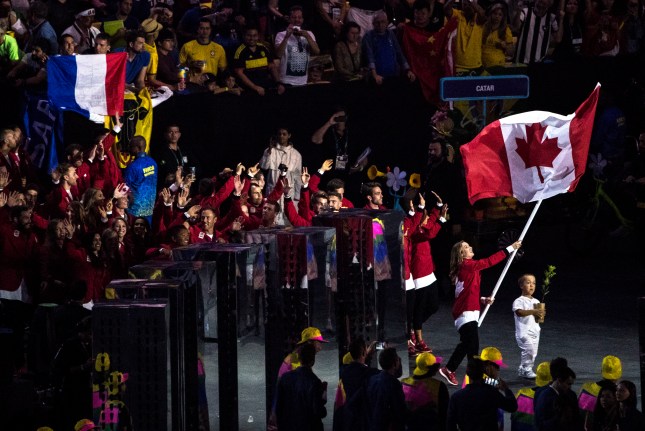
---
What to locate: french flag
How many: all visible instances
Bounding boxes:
[48,53,126,123]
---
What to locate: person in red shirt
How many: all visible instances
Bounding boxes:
[0,204,39,298]
[185,206,220,243]
[403,190,448,356]
[146,224,190,260]
[283,169,329,227]
[49,163,79,219]
[439,239,522,386]
[363,181,386,210]
[0,129,21,190]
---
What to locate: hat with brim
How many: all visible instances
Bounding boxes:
[413,352,442,376]
[601,355,622,381]
[297,327,328,345]
[75,8,95,19]
[535,361,552,387]
[141,18,163,37]
[476,346,508,368]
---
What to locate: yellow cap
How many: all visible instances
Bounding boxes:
[601,355,622,381]
[413,353,440,376]
[477,346,507,368]
[535,361,552,387]
[297,327,328,345]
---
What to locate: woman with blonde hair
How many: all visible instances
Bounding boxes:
[482,2,514,70]
[438,239,522,386]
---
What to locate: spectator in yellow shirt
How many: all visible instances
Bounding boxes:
[445,0,486,75]
[482,2,514,70]
[179,18,227,76]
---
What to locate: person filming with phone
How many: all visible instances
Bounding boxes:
[275,6,321,88]
[311,106,367,203]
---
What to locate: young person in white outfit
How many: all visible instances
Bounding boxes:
[512,274,545,379]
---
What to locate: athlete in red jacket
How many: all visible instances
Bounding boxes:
[439,239,522,386]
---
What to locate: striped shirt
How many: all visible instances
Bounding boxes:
[514,7,558,64]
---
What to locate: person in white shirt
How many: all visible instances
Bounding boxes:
[274,6,320,87]
[512,274,545,379]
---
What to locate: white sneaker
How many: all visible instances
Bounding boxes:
[518,368,537,379]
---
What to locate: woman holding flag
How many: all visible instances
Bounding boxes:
[438,239,522,386]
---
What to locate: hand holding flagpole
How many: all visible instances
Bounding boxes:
[478,199,542,327]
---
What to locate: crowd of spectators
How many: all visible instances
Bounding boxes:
[0,0,644,429]
[1,0,645,95]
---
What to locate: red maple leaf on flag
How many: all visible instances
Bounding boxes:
[515,123,561,183]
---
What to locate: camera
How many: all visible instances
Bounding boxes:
[334,115,347,123]
[278,163,288,173]
[292,26,301,32]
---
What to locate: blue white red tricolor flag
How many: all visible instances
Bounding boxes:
[47,53,126,123]
[460,84,600,204]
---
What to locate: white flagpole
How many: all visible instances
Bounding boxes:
[478,199,543,327]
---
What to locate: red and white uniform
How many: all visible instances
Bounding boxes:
[408,206,444,289]
[452,247,513,329]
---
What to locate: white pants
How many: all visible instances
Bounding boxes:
[516,333,539,370]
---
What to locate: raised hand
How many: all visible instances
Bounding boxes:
[236,163,246,176]
[113,183,128,199]
[175,166,184,187]
[320,159,334,172]
[0,170,11,189]
[0,193,7,208]
[7,191,20,207]
[231,216,244,231]
[63,218,75,237]
[301,167,310,185]
[187,205,201,218]
[440,203,449,219]
[161,188,173,205]
[234,174,245,195]
[282,178,293,197]
[248,163,260,177]
[177,187,191,208]
[419,192,426,208]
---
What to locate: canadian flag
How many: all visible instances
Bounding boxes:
[460,84,600,204]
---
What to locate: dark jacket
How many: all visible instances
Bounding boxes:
[447,381,518,431]
[534,386,582,431]
[366,371,406,431]
[276,366,327,431]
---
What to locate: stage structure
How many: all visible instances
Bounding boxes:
[244,226,337,422]
[93,276,203,431]
[314,209,406,374]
